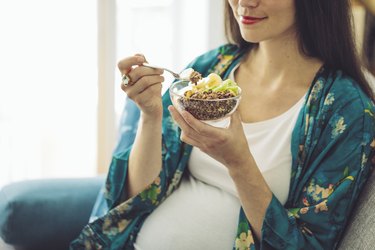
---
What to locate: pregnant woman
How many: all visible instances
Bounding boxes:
[71,0,375,249]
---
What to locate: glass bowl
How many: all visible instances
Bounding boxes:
[169,80,242,125]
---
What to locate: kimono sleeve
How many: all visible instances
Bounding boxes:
[260,81,375,249]
[69,94,190,249]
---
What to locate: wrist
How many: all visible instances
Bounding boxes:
[228,157,273,197]
[228,156,255,179]
[140,112,163,124]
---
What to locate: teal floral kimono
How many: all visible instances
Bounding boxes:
[70,44,375,250]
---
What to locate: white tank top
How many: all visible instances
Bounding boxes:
[134,67,305,250]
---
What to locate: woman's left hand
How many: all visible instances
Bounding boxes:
[168,105,252,171]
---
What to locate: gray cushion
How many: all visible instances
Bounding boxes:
[0,177,105,250]
[338,171,375,249]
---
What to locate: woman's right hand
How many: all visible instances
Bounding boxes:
[118,54,165,119]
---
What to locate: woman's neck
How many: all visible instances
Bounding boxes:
[241,34,323,89]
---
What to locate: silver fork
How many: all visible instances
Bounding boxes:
[142,63,183,80]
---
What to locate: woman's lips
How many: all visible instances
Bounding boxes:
[240,16,267,25]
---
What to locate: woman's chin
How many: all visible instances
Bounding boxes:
[239,32,263,43]
[242,37,261,44]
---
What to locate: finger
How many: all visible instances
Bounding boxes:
[128,65,164,84]
[168,105,191,130]
[132,83,162,106]
[180,131,201,147]
[117,55,146,74]
[125,75,164,97]
[179,110,219,136]
[168,106,202,141]
[134,53,148,63]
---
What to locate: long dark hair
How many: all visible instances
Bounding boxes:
[224,0,374,101]
[363,12,375,74]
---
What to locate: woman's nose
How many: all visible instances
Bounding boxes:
[239,0,260,8]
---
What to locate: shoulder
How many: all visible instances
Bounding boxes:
[317,68,374,115]
[186,43,243,75]
[328,70,368,99]
[313,68,375,139]
[191,43,241,64]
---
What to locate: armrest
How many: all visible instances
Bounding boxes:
[0,176,105,250]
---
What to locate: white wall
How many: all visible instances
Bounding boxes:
[0,0,98,187]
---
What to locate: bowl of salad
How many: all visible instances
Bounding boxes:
[169,72,242,123]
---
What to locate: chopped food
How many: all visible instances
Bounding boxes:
[175,72,241,120]
[180,68,202,84]
[185,73,240,97]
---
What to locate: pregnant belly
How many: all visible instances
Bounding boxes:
[134,174,241,250]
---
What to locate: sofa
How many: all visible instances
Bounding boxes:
[0,99,141,250]
[1,96,375,250]
[0,176,105,250]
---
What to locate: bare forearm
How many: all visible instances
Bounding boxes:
[127,114,163,198]
[229,156,273,240]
